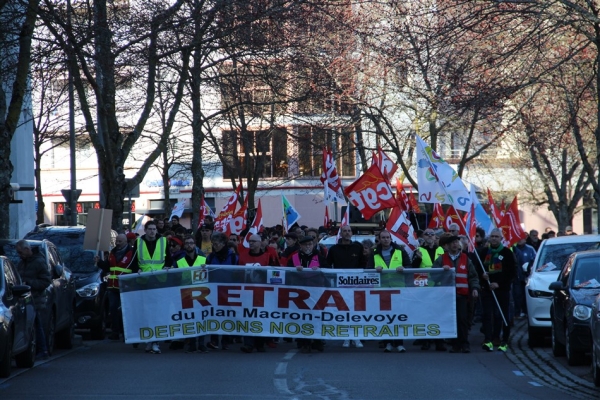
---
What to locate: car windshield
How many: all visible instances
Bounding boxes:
[0,243,44,270]
[56,246,98,273]
[536,241,600,273]
[572,260,600,289]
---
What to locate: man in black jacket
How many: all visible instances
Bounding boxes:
[326,225,366,268]
[475,228,517,353]
[16,240,52,359]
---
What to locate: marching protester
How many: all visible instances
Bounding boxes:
[134,220,172,354]
[173,235,208,353]
[206,232,239,351]
[279,232,300,266]
[370,230,411,353]
[326,225,366,348]
[412,228,445,351]
[475,228,517,352]
[287,235,329,353]
[238,234,279,353]
[15,240,52,360]
[95,233,137,341]
[513,237,536,318]
[433,235,480,353]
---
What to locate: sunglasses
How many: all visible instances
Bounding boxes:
[170,243,180,247]
[423,233,434,236]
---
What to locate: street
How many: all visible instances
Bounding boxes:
[1,319,598,400]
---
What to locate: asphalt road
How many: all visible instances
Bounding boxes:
[0,320,598,400]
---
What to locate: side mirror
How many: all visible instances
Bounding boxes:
[12,284,31,297]
[549,281,563,291]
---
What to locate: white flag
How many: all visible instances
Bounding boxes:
[415,135,472,211]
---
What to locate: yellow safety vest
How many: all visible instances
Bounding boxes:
[137,237,167,272]
[373,250,403,269]
[176,255,207,268]
[418,246,444,268]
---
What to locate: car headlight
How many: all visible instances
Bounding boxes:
[76,283,100,298]
[573,305,592,321]
[528,289,553,298]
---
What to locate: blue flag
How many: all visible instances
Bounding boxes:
[282,194,301,231]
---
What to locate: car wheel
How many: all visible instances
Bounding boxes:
[14,325,36,368]
[551,322,566,357]
[527,324,544,347]
[566,327,585,366]
[45,311,56,356]
[0,329,13,378]
[593,347,600,387]
[56,309,75,349]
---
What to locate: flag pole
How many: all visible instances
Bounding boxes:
[415,134,508,328]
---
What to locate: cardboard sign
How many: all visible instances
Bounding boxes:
[84,208,113,252]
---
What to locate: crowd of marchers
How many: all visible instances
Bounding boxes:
[95,216,570,356]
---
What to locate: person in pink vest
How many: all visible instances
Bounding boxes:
[433,235,480,353]
[287,236,329,353]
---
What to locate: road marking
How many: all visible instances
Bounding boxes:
[513,370,524,376]
[274,362,287,375]
[283,350,297,360]
[528,381,543,387]
[273,378,292,394]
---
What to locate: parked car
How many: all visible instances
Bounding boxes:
[591,292,600,386]
[25,226,113,339]
[0,256,37,378]
[0,239,76,354]
[524,235,600,347]
[549,250,600,365]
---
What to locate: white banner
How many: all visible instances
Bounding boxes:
[119,266,457,343]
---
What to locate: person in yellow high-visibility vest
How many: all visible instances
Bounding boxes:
[134,220,171,354]
[411,228,445,351]
[370,230,411,353]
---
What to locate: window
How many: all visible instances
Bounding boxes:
[297,125,355,178]
[222,128,288,179]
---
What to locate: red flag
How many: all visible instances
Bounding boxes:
[213,184,242,232]
[408,191,421,213]
[371,150,379,167]
[373,146,398,180]
[324,205,330,229]
[243,200,264,248]
[227,196,248,235]
[467,202,476,252]
[344,164,397,220]
[499,196,527,247]
[499,199,507,219]
[386,207,420,258]
[320,148,345,203]
[445,205,466,235]
[396,178,409,212]
[487,188,503,227]
[335,205,351,242]
[428,203,445,229]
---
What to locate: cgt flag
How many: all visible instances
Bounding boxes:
[386,207,420,258]
[499,196,527,247]
[227,196,248,236]
[243,199,264,248]
[373,146,398,181]
[282,194,301,232]
[487,188,503,227]
[344,164,397,220]
[324,205,330,229]
[335,204,350,242]
[214,184,242,232]
[428,203,445,229]
[320,148,346,204]
[198,195,216,228]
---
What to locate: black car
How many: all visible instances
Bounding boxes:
[25,226,112,339]
[0,256,36,378]
[0,240,76,354]
[591,293,600,387]
[549,250,600,366]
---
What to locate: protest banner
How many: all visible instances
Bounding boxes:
[119,266,457,343]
